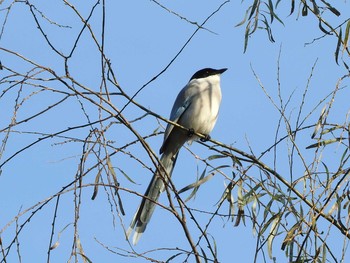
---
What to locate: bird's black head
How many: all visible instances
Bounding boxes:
[190,68,227,81]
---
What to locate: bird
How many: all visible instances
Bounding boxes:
[127,67,227,245]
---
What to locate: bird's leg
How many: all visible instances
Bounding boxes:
[200,134,211,142]
[187,128,195,137]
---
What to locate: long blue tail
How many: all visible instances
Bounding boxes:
[127,152,178,245]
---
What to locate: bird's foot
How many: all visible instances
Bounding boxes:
[188,128,195,137]
[200,134,211,142]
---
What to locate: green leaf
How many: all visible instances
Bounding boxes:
[91,168,102,200]
[268,0,274,23]
[166,253,183,262]
[335,27,342,65]
[178,168,215,202]
[235,180,245,226]
[302,3,308,16]
[290,0,295,15]
[320,125,342,135]
[266,0,284,25]
[107,155,118,194]
[321,161,330,187]
[208,154,226,160]
[319,20,330,35]
[311,104,327,139]
[321,0,341,16]
[311,0,319,15]
[234,208,244,227]
[267,215,280,259]
[281,222,300,250]
[200,246,208,263]
[244,20,251,53]
[306,138,342,149]
[261,14,275,42]
[261,213,279,235]
[322,243,327,263]
[208,165,230,173]
[340,147,349,164]
[235,6,252,27]
[249,0,259,20]
[344,20,350,52]
[242,181,264,205]
[117,167,137,184]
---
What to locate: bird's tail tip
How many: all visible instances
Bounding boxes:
[126,226,143,245]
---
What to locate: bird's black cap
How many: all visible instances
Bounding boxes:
[190,68,227,80]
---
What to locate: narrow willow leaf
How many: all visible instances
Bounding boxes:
[244,20,251,53]
[310,0,319,15]
[208,233,218,258]
[320,125,343,135]
[322,243,327,263]
[311,104,327,139]
[319,20,330,35]
[327,199,338,215]
[116,190,125,216]
[275,0,282,8]
[267,215,281,259]
[237,180,246,225]
[340,148,349,164]
[243,181,263,205]
[306,138,342,149]
[50,241,59,250]
[107,155,118,194]
[290,0,295,15]
[77,253,93,263]
[208,154,226,160]
[252,196,257,236]
[153,125,161,134]
[231,154,242,167]
[180,168,215,202]
[209,165,230,172]
[340,148,349,165]
[321,0,341,16]
[281,222,299,250]
[166,253,182,262]
[178,168,208,194]
[50,223,71,250]
[302,3,308,16]
[261,14,275,42]
[216,181,232,205]
[234,208,244,226]
[117,167,137,184]
[344,20,350,51]
[237,179,244,207]
[91,169,102,200]
[249,0,259,20]
[335,27,342,65]
[268,0,274,23]
[321,161,330,187]
[265,0,284,25]
[200,246,208,263]
[261,213,279,235]
[263,198,274,220]
[235,6,252,27]
[228,193,235,222]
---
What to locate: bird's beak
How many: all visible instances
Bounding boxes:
[217,68,228,74]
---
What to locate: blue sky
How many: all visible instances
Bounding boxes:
[1,0,350,262]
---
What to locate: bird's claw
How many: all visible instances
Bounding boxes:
[200,134,211,142]
[188,128,195,137]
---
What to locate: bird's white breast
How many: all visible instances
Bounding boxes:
[179,74,222,137]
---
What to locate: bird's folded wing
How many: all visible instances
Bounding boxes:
[160,98,191,154]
